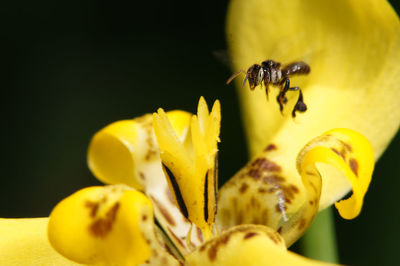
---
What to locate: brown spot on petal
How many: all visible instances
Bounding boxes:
[207,231,232,261]
[221,231,233,244]
[275,203,287,213]
[200,244,207,252]
[139,172,146,180]
[152,249,158,258]
[89,202,120,238]
[331,148,345,160]
[165,188,175,205]
[305,171,316,176]
[309,182,318,193]
[252,158,282,172]
[289,184,299,194]
[280,195,291,204]
[239,182,249,194]
[341,141,353,152]
[266,231,281,245]
[298,218,307,231]
[151,196,176,227]
[264,144,277,151]
[244,232,258,239]
[247,158,281,180]
[208,245,218,261]
[262,175,285,184]
[248,169,261,179]
[349,158,359,177]
[167,227,185,248]
[250,196,260,209]
[267,186,279,193]
[331,148,340,156]
[142,120,159,161]
[258,187,267,193]
[85,200,99,218]
[197,227,204,243]
[161,257,168,265]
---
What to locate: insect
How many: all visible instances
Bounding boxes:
[226,60,310,117]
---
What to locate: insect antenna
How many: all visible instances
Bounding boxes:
[226,69,245,85]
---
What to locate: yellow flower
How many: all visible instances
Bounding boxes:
[44,92,372,266]
[1,0,400,265]
[52,96,377,266]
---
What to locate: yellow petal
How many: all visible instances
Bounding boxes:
[314,129,374,219]
[227,0,400,162]
[153,97,220,238]
[0,218,79,265]
[48,185,179,265]
[185,224,337,266]
[217,128,373,246]
[87,111,190,190]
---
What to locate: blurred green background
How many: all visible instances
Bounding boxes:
[3,1,400,265]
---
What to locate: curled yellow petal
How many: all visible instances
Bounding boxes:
[48,185,179,265]
[153,97,221,238]
[298,128,374,219]
[217,128,373,246]
[88,111,191,190]
[185,224,337,266]
[0,218,79,265]
[227,0,400,163]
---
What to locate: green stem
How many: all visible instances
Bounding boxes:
[300,207,339,263]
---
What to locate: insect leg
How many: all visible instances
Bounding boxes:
[265,84,270,100]
[263,70,271,100]
[277,77,290,112]
[291,89,307,118]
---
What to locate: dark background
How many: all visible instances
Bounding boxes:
[3,1,400,265]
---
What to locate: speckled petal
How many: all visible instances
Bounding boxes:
[0,218,80,265]
[88,111,190,190]
[87,111,203,255]
[185,224,338,266]
[48,185,180,266]
[217,128,373,246]
[153,97,220,239]
[227,0,400,208]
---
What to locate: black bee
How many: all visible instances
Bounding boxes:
[226,60,310,117]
